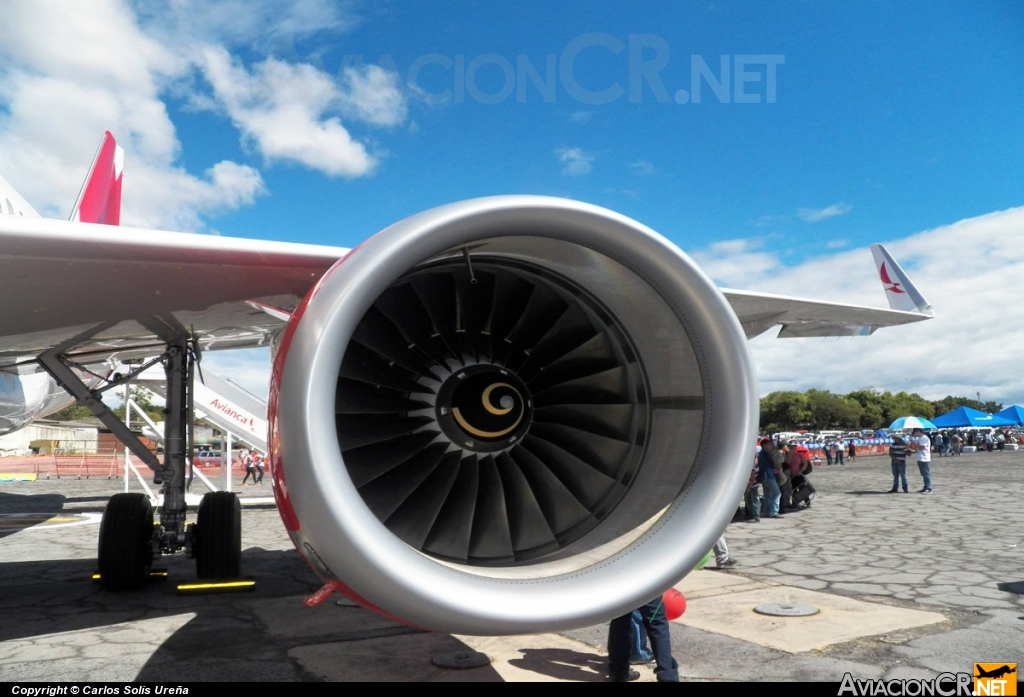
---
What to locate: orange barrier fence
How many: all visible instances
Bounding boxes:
[49,453,121,479]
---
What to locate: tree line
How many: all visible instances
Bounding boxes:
[46,386,165,425]
[760,389,1004,433]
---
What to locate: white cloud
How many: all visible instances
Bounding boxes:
[691,238,781,288]
[568,110,592,124]
[796,202,853,223]
[135,0,355,50]
[126,159,265,231]
[200,48,377,178]
[555,147,594,176]
[825,238,849,249]
[0,1,266,229]
[338,63,408,127]
[695,205,1024,405]
[0,0,405,228]
[202,348,272,399]
[629,159,658,176]
[753,213,788,227]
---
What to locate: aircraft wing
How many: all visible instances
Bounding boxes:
[0,213,934,369]
[0,214,347,370]
[722,287,932,339]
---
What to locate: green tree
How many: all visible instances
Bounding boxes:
[760,391,811,431]
[887,391,935,423]
[930,395,1003,415]
[846,389,886,428]
[805,389,862,430]
[45,403,94,421]
[113,386,164,423]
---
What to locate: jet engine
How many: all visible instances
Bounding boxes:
[269,196,758,635]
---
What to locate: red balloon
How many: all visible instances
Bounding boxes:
[663,589,686,620]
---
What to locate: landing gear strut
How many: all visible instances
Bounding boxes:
[39,334,244,590]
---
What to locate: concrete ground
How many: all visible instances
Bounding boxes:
[0,452,1021,682]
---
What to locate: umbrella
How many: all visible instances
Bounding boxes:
[994,405,1024,426]
[931,406,1015,428]
[889,416,937,430]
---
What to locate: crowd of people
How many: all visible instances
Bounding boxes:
[611,423,1024,680]
[744,438,816,522]
[923,427,1021,455]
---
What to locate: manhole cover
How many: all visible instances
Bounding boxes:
[431,651,492,669]
[754,603,820,617]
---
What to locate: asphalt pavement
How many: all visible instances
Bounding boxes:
[0,451,1021,682]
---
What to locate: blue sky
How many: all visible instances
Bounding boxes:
[168,1,1024,256]
[1,1,1023,403]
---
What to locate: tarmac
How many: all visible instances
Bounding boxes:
[0,450,1021,682]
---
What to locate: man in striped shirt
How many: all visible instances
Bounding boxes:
[889,436,909,493]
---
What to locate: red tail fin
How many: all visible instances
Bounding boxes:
[70,131,123,225]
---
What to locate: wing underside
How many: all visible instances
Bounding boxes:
[722,287,930,339]
[0,216,347,371]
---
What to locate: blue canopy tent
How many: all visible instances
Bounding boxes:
[994,405,1024,425]
[930,406,1015,428]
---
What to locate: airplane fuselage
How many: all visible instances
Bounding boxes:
[0,371,77,435]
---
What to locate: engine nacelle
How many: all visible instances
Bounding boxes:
[269,196,758,635]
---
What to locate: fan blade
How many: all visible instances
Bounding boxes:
[423,456,480,561]
[467,455,514,561]
[336,378,432,415]
[532,404,639,442]
[336,414,434,450]
[385,452,463,550]
[373,282,452,367]
[343,430,442,488]
[532,365,632,406]
[529,422,634,480]
[357,443,449,521]
[519,436,621,509]
[409,273,461,361]
[351,306,437,378]
[494,452,557,553]
[339,341,430,395]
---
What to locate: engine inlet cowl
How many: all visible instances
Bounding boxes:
[336,258,649,566]
[272,196,758,635]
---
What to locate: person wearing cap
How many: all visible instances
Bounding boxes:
[908,427,932,493]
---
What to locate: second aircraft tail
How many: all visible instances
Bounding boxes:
[870,243,933,316]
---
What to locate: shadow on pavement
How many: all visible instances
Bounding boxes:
[508,647,608,682]
[0,491,68,539]
[995,581,1024,595]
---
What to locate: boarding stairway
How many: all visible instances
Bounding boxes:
[135,366,267,453]
[120,366,271,505]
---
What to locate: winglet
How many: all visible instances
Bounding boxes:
[870,244,933,315]
[70,131,123,225]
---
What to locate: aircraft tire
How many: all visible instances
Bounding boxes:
[98,493,154,591]
[195,491,241,579]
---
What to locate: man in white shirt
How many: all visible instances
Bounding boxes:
[908,427,932,493]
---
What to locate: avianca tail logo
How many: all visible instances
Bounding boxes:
[879,262,906,294]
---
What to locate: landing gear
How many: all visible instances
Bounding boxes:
[39,332,246,591]
[194,491,242,579]
[97,493,154,591]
